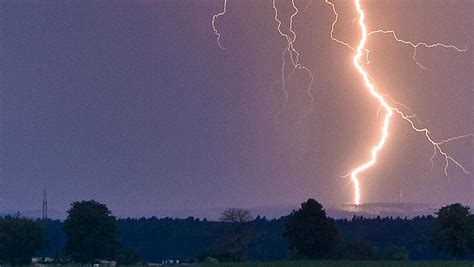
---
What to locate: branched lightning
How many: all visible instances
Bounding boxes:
[211,0,472,206]
[324,0,355,52]
[212,0,228,49]
[324,0,467,70]
[367,30,467,69]
[394,109,472,176]
[437,134,474,146]
[272,0,315,113]
[348,0,471,205]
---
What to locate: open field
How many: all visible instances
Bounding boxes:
[200,261,474,267]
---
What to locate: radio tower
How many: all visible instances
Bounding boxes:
[42,188,48,220]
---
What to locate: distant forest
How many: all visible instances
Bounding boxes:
[39,215,447,262]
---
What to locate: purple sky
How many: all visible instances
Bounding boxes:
[1,0,472,218]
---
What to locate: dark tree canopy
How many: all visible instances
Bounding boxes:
[0,215,46,265]
[63,200,119,263]
[430,203,474,259]
[38,211,454,262]
[284,199,340,259]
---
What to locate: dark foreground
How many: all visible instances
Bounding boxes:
[16,263,474,267]
[201,261,473,267]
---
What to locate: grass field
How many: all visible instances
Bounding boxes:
[199,261,474,267]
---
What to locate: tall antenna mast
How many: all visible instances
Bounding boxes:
[42,188,48,220]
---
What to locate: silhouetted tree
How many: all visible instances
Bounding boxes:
[63,200,119,263]
[220,208,253,224]
[284,199,340,259]
[0,215,46,265]
[430,203,474,259]
[219,208,253,261]
[38,210,447,262]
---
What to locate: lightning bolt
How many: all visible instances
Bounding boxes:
[324,0,467,70]
[211,1,472,206]
[324,0,354,52]
[367,29,467,70]
[272,0,315,115]
[348,0,471,205]
[350,0,393,205]
[212,0,228,49]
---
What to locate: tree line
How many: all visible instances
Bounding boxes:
[1,199,473,264]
